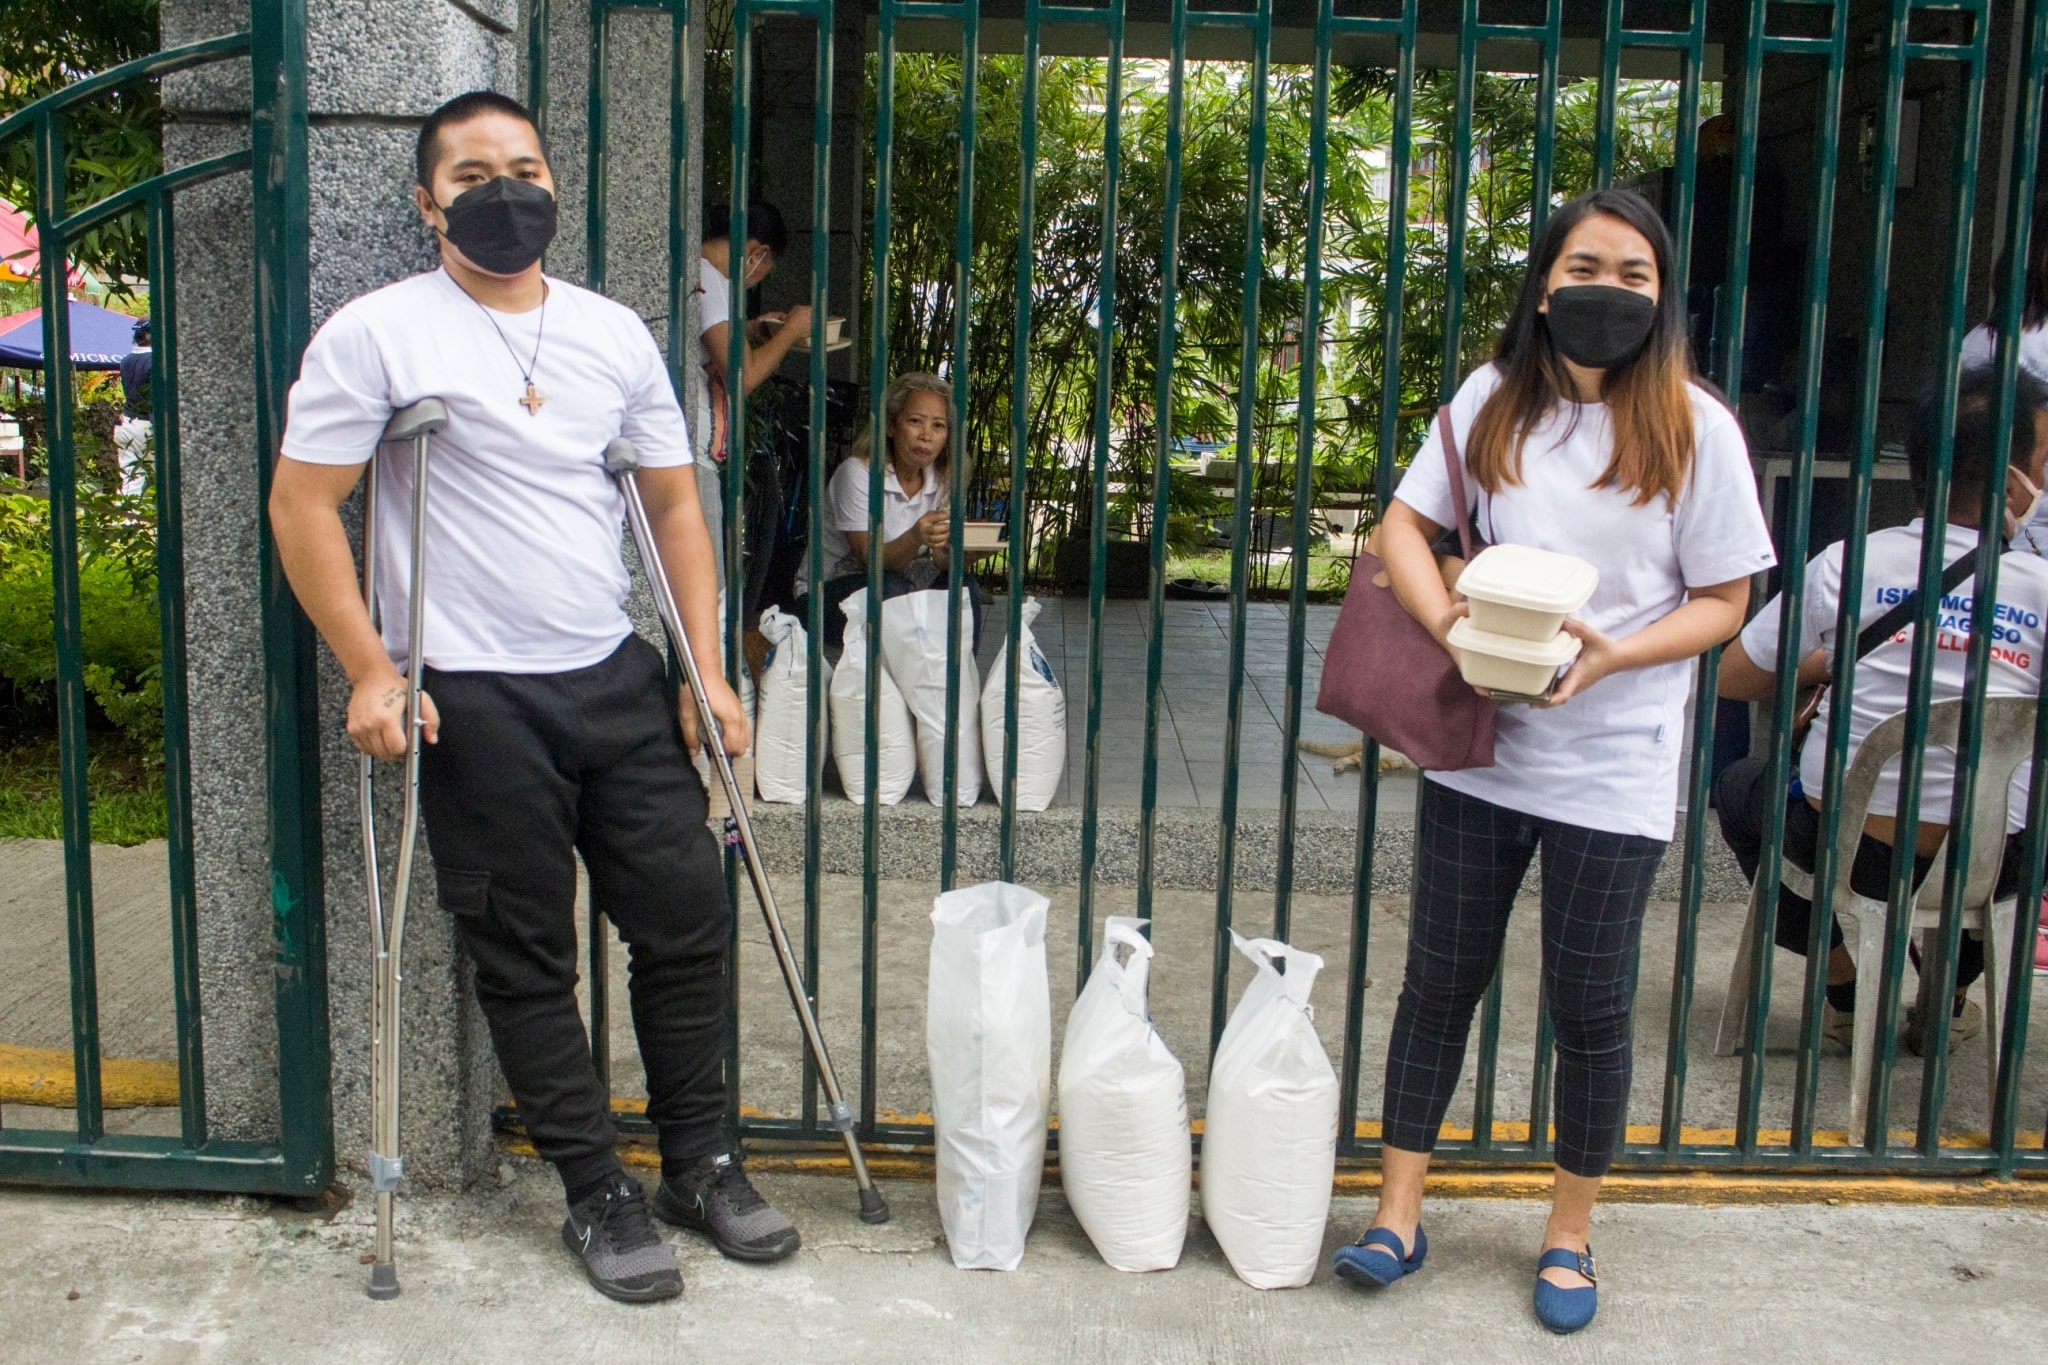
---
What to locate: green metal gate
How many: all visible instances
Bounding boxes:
[579,0,2047,1180]
[0,10,331,1195]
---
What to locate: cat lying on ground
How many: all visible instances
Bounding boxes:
[1296,739,1416,775]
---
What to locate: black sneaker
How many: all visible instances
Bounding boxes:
[651,1152,800,1262]
[561,1174,683,1303]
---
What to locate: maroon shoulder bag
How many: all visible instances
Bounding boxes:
[1314,411,1496,771]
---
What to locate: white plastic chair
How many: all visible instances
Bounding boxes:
[1715,698,2032,1135]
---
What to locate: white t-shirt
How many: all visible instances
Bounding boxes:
[1395,364,1777,840]
[283,268,692,674]
[1960,321,2048,383]
[1740,520,2048,832]
[796,455,948,597]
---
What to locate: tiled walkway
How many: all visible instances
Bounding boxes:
[975,595,1381,813]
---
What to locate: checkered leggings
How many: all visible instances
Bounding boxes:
[1381,778,1668,1178]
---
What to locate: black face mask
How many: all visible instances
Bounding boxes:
[1543,283,1657,371]
[437,176,558,274]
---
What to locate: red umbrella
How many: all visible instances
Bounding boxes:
[0,201,86,286]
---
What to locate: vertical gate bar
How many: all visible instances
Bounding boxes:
[1664,4,1707,299]
[527,0,552,135]
[1137,0,1182,916]
[666,0,692,417]
[1274,0,1337,943]
[1442,0,1503,1151]
[941,0,981,893]
[800,3,837,1135]
[1078,0,1126,986]
[1594,0,1624,186]
[582,3,618,1100]
[1991,0,2048,1177]
[1643,8,1706,1155]
[1003,2,1046,882]
[1530,0,1562,241]
[1438,0,1479,390]
[147,191,207,1147]
[1663,0,1765,1155]
[1210,0,1274,1054]
[1912,9,1992,1149]
[724,2,756,1135]
[587,3,610,296]
[38,111,103,1144]
[1521,0,1567,1159]
[251,0,333,1190]
[860,0,900,1134]
[1775,0,1852,1152]
[1852,0,1931,1154]
[1736,0,1867,1162]
[1339,0,1418,1162]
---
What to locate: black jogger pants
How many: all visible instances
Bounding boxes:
[419,634,730,1192]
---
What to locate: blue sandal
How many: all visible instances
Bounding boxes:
[1532,1246,1598,1334]
[1332,1225,1428,1288]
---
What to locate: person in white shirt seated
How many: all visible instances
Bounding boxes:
[1716,362,2048,1057]
[791,370,983,652]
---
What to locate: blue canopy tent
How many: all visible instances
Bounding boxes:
[0,300,138,370]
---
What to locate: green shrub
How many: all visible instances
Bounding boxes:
[0,488,163,744]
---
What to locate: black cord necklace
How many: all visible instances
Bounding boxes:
[465,281,549,416]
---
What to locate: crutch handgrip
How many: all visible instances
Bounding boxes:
[603,435,640,475]
[383,397,449,445]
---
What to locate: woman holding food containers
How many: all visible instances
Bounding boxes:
[1333,188,1776,1334]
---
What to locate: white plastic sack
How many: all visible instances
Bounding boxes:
[880,588,983,806]
[980,597,1067,811]
[754,606,829,804]
[1201,931,1339,1290]
[927,881,1051,1271]
[1057,917,1190,1272]
[828,589,916,805]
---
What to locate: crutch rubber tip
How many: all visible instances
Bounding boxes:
[367,1263,400,1300]
[858,1187,890,1224]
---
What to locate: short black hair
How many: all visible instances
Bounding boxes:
[704,200,789,258]
[416,91,547,189]
[1908,362,2048,508]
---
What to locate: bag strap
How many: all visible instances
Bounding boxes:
[1851,545,1979,660]
[1437,408,1478,559]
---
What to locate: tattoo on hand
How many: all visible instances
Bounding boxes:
[382,687,404,710]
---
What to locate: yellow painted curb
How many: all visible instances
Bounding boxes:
[0,1045,180,1109]
[493,1102,2048,1209]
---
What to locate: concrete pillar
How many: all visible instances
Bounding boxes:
[163,0,522,1192]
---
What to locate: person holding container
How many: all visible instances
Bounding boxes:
[791,370,984,652]
[1332,187,1775,1334]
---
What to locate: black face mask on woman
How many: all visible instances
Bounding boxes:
[437,175,558,274]
[1543,283,1657,371]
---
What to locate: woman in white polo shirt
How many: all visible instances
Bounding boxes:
[793,370,982,650]
[1333,188,1776,1335]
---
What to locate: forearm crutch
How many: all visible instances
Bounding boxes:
[360,397,447,1300]
[604,436,889,1224]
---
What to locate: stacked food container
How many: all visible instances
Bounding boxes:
[1446,545,1599,701]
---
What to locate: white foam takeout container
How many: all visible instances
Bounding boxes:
[1448,617,1581,700]
[1455,544,1598,641]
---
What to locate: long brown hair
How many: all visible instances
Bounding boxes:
[1465,188,1699,508]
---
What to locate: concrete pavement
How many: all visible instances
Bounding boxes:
[4,1161,2045,1363]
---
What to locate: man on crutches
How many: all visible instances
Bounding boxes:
[268,90,797,1303]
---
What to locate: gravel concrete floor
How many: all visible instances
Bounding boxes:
[3,1163,2045,1363]
[6,839,2046,1145]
